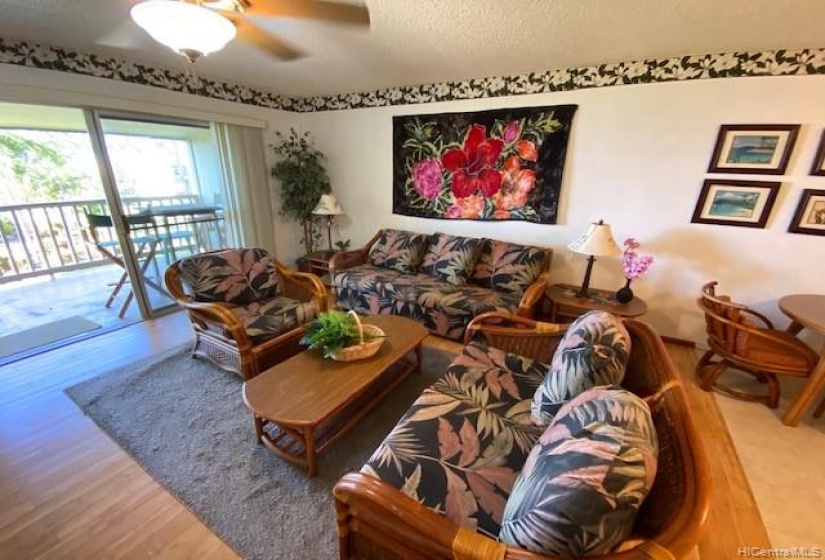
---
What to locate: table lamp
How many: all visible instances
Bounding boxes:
[568,219,622,298]
[312,193,345,251]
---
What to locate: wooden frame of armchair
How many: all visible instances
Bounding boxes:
[165,254,328,381]
[333,312,711,560]
[696,281,819,408]
[328,230,554,318]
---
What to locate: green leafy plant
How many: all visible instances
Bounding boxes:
[270,128,331,253]
[334,239,351,252]
[300,310,380,358]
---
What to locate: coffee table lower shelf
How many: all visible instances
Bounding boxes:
[250,354,420,476]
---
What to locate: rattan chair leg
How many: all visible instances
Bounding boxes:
[813,397,825,419]
[698,359,727,392]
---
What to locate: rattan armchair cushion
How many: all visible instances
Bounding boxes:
[532,310,631,426]
[228,297,321,344]
[501,385,657,557]
[178,247,279,305]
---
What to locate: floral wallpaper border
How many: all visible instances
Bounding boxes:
[1,38,824,113]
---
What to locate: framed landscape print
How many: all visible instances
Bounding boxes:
[810,131,825,176]
[788,189,825,236]
[691,179,781,228]
[707,124,800,175]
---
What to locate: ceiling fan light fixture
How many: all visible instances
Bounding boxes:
[130,0,237,60]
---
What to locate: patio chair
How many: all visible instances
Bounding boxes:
[83,211,166,318]
[165,247,328,380]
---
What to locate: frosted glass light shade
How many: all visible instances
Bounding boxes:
[568,220,622,257]
[131,1,237,59]
[312,194,345,215]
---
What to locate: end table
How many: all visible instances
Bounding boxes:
[299,250,336,285]
[544,283,648,322]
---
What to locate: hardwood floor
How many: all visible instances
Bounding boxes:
[0,313,768,559]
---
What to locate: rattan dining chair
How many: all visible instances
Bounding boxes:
[696,281,820,408]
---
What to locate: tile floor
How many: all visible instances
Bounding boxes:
[712,371,825,549]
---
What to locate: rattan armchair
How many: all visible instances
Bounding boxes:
[334,312,711,560]
[165,248,328,380]
[697,281,819,408]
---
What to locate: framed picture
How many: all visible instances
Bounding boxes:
[810,131,825,176]
[691,179,781,228]
[788,189,825,236]
[707,124,800,175]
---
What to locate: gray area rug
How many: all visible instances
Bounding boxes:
[65,344,455,560]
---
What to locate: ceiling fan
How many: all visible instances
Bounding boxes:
[129,0,370,63]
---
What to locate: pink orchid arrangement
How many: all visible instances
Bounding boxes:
[622,238,654,281]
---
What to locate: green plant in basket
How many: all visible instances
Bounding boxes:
[300,310,382,358]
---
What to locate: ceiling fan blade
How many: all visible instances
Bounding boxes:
[246,0,370,26]
[232,17,304,61]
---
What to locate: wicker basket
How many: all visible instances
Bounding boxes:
[330,311,385,362]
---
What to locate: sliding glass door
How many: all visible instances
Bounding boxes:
[86,110,227,316]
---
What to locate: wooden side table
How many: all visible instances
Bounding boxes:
[777,294,825,426]
[544,283,648,322]
[300,250,336,285]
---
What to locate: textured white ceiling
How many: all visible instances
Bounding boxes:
[0,0,823,97]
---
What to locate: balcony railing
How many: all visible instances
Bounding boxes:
[0,195,199,283]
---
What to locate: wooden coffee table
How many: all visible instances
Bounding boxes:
[242,314,428,476]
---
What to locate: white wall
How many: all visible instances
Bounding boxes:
[301,75,825,343]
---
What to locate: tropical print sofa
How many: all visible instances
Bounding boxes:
[330,229,553,340]
[334,312,710,560]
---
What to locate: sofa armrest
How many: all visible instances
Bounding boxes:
[329,230,383,275]
[334,472,682,560]
[517,272,550,318]
[275,260,328,311]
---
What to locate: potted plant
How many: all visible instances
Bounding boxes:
[300,310,384,361]
[271,128,331,253]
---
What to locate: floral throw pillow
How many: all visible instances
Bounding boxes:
[471,240,547,294]
[178,247,279,305]
[531,310,631,425]
[500,385,658,557]
[368,229,429,274]
[420,232,483,286]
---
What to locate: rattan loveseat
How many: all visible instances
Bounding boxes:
[333,313,711,559]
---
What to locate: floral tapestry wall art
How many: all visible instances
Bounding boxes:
[393,105,578,223]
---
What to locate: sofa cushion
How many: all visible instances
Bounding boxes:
[331,264,404,292]
[178,247,278,305]
[368,229,430,274]
[532,310,631,426]
[420,232,483,286]
[437,286,522,317]
[229,296,320,344]
[361,343,546,538]
[500,385,658,557]
[471,240,546,295]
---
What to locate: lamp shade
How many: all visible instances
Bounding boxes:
[131,1,237,59]
[568,220,622,257]
[312,194,345,216]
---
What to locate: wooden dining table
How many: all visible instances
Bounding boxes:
[778,294,825,426]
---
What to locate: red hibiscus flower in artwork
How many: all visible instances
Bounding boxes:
[493,155,537,213]
[441,124,504,198]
